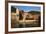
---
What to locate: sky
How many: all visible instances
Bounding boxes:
[12,6,41,12]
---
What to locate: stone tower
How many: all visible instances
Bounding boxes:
[16,8,19,21]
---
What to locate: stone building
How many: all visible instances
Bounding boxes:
[11,8,40,28]
[11,8,40,23]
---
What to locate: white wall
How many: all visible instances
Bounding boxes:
[0,0,46,34]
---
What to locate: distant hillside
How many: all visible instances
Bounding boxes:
[11,7,40,15]
[28,11,40,14]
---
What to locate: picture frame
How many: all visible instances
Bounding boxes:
[5,0,45,34]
